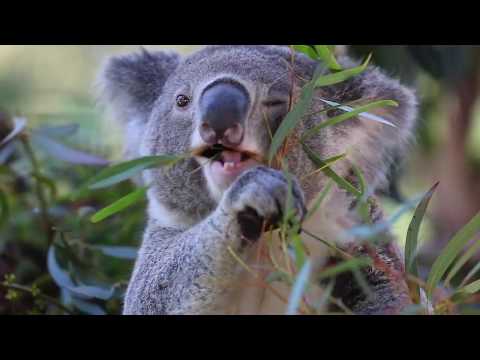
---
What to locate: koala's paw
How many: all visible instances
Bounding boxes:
[223,166,306,243]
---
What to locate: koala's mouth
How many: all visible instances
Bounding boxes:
[194,144,263,167]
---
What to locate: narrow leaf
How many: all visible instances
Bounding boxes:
[316,258,371,281]
[305,180,333,220]
[427,210,480,299]
[268,65,324,163]
[35,124,79,138]
[405,182,439,275]
[302,143,361,197]
[90,187,148,223]
[315,54,372,88]
[286,260,312,315]
[445,237,480,287]
[314,45,343,71]
[71,297,107,315]
[0,189,9,228]
[93,245,138,260]
[302,100,398,141]
[293,45,318,61]
[31,133,109,166]
[88,155,183,190]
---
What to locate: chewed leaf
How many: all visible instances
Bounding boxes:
[315,54,372,88]
[31,133,109,166]
[0,117,27,148]
[90,186,148,223]
[317,98,398,128]
[88,155,184,190]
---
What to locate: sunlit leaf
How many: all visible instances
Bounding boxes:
[268,65,323,163]
[315,54,372,88]
[293,45,318,60]
[88,155,185,190]
[302,100,398,140]
[31,133,109,166]
[286,259,312,315]
[427,210,480,299]
[90,187,148,223]
[314,45,343,71]
[0,117,27,148]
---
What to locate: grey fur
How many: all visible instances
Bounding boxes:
[98,45,418,315]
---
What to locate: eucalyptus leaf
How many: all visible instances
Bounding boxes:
[35,124,79,138]
[315,54,372,88]
[93,245,138,260]
[314,45,343,71]
[293,45,318,60]
[302,100,398,140]
[88,155,184,190]
[268,65,324,163]
[90,186,148,223]
[427,210,480,299]
[286,260,312,315]
[31,133,109,166]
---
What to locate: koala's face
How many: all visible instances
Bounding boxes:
[101,45,416,225]
[149,46,315,202]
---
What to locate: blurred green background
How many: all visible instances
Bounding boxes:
[1,45,479,314]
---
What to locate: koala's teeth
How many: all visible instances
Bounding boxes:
[224,162,236,171]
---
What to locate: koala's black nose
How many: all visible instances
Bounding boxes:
[199,81,249,147]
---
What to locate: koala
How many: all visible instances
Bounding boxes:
[99,45,418,315]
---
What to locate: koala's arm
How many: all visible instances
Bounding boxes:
[123,167,305,315]
[124,212,240,315]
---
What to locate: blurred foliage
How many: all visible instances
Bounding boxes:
[1,45,480,315]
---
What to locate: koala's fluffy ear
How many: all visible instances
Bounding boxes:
[318,56,418,190]
[99,48,180,123]
[97,48,180,161]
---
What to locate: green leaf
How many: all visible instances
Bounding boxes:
[90,186,148,223]
[314,45,343,71]
[445,237,480,288]
[461,279,480,294]
[293,45,318,60]
[88,155,184,190]
[302,100,398,140]
[302,143,361,197]
[291,234,307,270]
[405,182,439,276]
[315,53,372,88]
[286,260,312,315]
[32,173,57,201]
[427,210,480,299]
[267,65,324,163]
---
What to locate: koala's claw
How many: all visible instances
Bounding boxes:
[223,166,306,243]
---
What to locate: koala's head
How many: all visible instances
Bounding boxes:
[99,45,417,227]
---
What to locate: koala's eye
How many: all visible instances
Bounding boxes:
[176,94,191,108]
